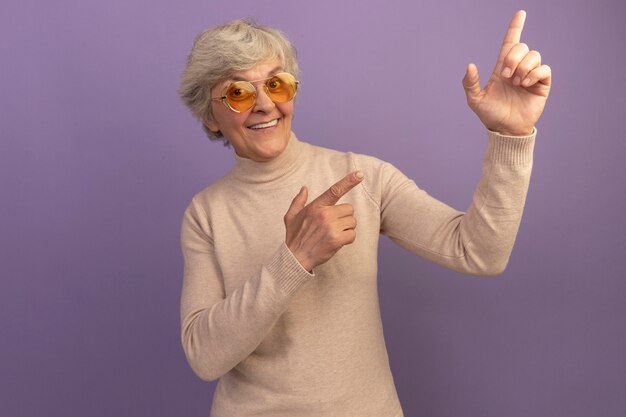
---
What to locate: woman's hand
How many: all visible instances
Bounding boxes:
[284,171,364,272]
[462,10,552,136]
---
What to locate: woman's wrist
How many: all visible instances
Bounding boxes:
[490,126,535,137]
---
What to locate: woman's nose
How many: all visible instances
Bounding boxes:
[251,85,275,112]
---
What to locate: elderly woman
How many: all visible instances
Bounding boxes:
[178,11,551,417]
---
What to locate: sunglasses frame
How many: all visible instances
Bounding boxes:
[210,72,300,113]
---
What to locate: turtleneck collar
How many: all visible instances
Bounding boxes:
[227,132,305,185]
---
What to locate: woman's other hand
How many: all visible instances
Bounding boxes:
[284,171,364,272]
[462,10,552,136]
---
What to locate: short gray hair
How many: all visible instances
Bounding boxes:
[178,19,300,143]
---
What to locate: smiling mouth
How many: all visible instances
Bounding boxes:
[248,119,279,130]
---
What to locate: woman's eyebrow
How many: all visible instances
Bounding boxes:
[231,67,284,82]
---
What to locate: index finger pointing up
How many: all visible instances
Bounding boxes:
[497,10,527,68]
[311,171,364,207]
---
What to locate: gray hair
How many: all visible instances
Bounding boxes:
[178,19,300,143]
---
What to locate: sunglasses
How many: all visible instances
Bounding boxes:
[211,72,300,113]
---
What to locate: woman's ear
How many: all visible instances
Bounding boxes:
[203,114,220,134]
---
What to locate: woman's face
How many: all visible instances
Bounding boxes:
[206,59,295,162]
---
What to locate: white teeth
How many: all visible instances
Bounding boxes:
[249,119,278,129]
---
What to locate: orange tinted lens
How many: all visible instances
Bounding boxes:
[265,73,297,103]
[225,81,257,111]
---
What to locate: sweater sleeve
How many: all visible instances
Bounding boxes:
[372,129,535,275]
[179,198,313,381]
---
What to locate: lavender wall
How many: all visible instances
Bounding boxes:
[2,0,625,416]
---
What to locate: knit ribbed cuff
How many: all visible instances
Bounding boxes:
[266,243,314,297]
[486,127,536,165]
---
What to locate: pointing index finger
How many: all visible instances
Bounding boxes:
[311,171,364,207]
[497,10,527,67]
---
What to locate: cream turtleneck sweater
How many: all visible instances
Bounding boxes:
[180,130,535,417]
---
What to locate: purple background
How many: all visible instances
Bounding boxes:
[2,0,625,416]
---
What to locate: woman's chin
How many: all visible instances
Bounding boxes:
[246,125,291,161]
[251,141,288,161]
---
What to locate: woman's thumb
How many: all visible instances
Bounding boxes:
[285,186,308,221]
[462,63,482,103]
